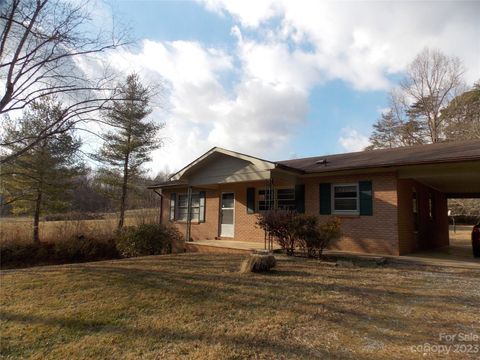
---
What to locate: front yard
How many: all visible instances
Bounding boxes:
[1,253,479,359]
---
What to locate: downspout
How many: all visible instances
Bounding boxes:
[153,189,163,224]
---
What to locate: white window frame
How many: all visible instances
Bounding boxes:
[331,183,359,215]
[176,193,200,222]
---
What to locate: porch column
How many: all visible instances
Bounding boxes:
[185,186,192,242]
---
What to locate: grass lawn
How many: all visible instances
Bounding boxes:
[1,254,479,359]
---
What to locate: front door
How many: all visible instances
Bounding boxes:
[220,192,235,238]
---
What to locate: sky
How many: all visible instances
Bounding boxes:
[92,0,480,174]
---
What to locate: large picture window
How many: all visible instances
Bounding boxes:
[332,184,359,214]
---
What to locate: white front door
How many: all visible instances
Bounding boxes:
[220,192,235,238]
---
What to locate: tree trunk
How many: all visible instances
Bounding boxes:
[118,151,130,229]
[33,190,42,244]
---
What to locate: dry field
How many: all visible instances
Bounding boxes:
[1,253,479,359]
[0,209,160,244]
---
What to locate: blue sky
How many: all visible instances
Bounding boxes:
[98,0,479,173]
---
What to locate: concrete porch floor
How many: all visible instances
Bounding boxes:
[186,239,280,252]
[185,232,480,269]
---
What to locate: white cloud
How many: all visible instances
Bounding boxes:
[103,39,308,173]
[79,1,479,174]
[201,0,280,27]
[200,0,480,87]
[339,127,370,152]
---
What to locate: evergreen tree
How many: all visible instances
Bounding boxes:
[95,74,163,229]
[1,97,83,243]
[367,110,403,149]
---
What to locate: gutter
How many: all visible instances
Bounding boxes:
[152,188,164,224]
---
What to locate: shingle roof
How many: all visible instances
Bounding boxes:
[277,140,480,174]
[147,179,188,189]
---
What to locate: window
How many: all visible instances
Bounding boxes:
[257,188,296,211]
[332,184,358,214]
[277,188,296,210]
[177,193,200,222]
[258,189,274,211]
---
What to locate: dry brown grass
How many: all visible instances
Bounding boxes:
[1,253,479,359]
[449,225,474,246]
[0,209,159,244]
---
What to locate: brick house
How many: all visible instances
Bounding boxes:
[150,140,480,256]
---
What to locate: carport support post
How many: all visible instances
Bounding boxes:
[186,186,192,242]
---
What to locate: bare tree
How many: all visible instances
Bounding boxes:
[367,48,466,149]
[399,48,465,143]
[0,0,127,164]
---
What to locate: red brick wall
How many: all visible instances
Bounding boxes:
[397,179,416,254]
[161,188,219,241]
[305,173,400,255]
[160,172,448,256]
[161,181,267,243]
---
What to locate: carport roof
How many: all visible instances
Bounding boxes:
[278,140,480,174]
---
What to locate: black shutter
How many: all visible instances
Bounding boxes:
[359,181,373,216]
[199,191,206,222]
[319,183,331,215]
[246,187,255,214]
[295,184,305,213]
[169,192,176,221]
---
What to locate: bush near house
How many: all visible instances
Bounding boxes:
[299,217,342,259]
[257,210,341,258]
[115,224,181,258]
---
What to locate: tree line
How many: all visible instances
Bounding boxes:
[0,1,168,243]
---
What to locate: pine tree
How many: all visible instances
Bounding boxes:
[95,74,163,229]
[367,111,403,149]
[1,97,83,243]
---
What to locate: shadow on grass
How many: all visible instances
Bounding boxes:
[0,310,336,359]
[2,253,478,358]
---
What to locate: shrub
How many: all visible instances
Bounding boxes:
[257,211,320,256]
[257,210,341,258]
[299,217,342,259]
[0,237,119,268]
[240,254,276,273]
[1,242,49,267]
[115,224,181,258]
[54,236,119,262]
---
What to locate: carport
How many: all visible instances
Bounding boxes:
[397,158,480,261]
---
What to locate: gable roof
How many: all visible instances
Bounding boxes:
[169,147,275,181]
[277,140,480,174]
